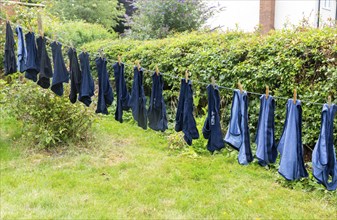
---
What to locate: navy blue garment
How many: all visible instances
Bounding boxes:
[128,66,147,129]
[312,104,337,190]
[113,62,130,123]
[68,48,81,103]
[277,99,308,180]
[96,57,113,114]
[255,95,277,166]
[78,52,94,107]
[50,42,69,96]
[15,26,27,73]
[4,21,17,75]
[202,85,224,152]
[36,36,53,89]
[148,72,168,132]
[24,32,39,82]
[224,89,253,165]
[175,79,199,145]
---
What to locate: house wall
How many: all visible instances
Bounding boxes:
[319,0,337,27]
[205,0,336,32]
[274,0,318,29]
[205,0,260,32]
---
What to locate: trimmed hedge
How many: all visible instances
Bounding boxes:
[86,28,336,150]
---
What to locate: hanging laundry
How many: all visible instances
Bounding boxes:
[255,95,277,166]
[96,57,113,114]
[224,90,253,164]
[36,36,53,89]
[4,21,17,75]
[24,32,40,82]
[148,72,168,132]
[278,99,308,180]
[202,85,224,152]
[78,52,95,107]
[175,79,199,145]
[15,26,27,73]
[50,42,69,96]
[128,66,147,129]
[68,48,81,103]
[312,104,337,190]
[113,62,130,123]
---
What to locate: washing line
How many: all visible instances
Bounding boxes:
[1,16,329,106]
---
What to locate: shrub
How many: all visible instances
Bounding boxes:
[127,0,217,39]
[49,21,117,47]
[0,75,93,149]
[83,27,337,151]
[48,0,125,30]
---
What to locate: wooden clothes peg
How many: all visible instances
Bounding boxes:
[293,88,297,104]
[238,82,243,93]
[211,76,216,88]
[99,49,104,59]
[28,22,33,33]
[117,55,121,66]
[185,70,189,83]
[54,34,58,44]
[328,95,331,107]
[136,60,141,71]
[155,65,159,76]
[6,13,9,22]
[265,85,269,99]
[37,13,44,37]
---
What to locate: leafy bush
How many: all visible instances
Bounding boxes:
[47,0,125,30]
[49,21,117,47]
[127,0,217,39]
[3,3,116,48]
[83,27,337,151]
[0,75,93,148]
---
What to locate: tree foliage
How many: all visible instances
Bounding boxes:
[128,0,216,39]
[49,0,125,30]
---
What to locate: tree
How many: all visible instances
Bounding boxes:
[49,0,125,30]
[127,0,217,39]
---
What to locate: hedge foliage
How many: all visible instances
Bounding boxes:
[84,27,337,150]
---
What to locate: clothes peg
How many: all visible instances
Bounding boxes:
[238,82,243,93]
[83,47,87,53]
[70,41,74,49]
[185,70,189,83]
[211,76,216,88]
[99,49,104,59]
[328,95,331,107]
[136,60,141,71]
[37,13,43,37]
[155,65,159,76]
[265,85,269,99]
[54,34,58,44]
[28,24,33,33]
[117,55,121,66]
[293,88,297,104]
[6,13,9,22]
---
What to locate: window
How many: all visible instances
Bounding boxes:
[323,0,331,9]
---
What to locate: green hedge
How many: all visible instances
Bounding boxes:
[69,28,337,150]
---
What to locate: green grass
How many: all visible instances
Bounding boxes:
[1,114,337,219]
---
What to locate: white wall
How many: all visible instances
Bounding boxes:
[274,0,318,29]
[319,0,337,27]
[205,0,260,32]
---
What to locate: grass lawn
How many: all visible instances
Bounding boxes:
[1,114,337,219]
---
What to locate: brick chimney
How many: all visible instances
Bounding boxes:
[259,0,276,34]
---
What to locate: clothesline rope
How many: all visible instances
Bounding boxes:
[1,17,328,106]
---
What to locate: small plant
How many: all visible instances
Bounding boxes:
[1,75,93,149]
